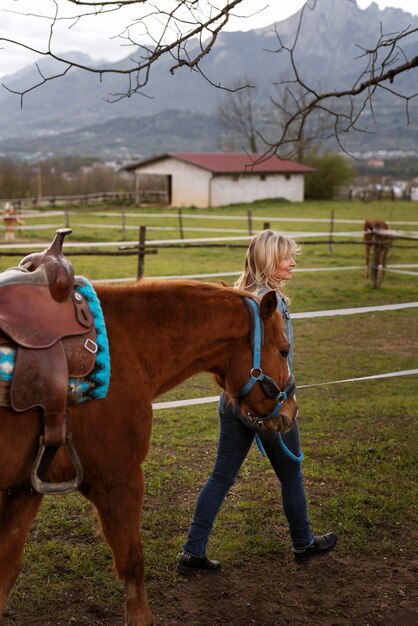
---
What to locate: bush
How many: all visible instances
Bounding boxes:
[303,151,355,200]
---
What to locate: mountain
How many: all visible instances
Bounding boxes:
[0,0,417,159]
[0,111,225,161]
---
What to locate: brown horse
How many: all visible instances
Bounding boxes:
[363,219,392,280]
[0,279,297,626]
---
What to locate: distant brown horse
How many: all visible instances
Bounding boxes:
[363,219,392,281]
[0,279,297,626]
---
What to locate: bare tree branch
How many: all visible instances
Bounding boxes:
[262,1,418,158]
[217,75,262,152]
[2,62,72,109]
[1,0,248,104]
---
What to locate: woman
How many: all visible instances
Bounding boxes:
[177,230,337,574]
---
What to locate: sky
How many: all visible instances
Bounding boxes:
[0,0,417,78]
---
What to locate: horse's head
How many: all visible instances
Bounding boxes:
[221,291,298,434]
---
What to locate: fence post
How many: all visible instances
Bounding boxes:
[121,208,126,241]
[65,207,70,228]
[263,222,270,230]
[329,209,334,252]
[247,209,253,236]
[17,204,23,237]
[137,225,146,280]
[370,231,377,288]
[178,208,184,239]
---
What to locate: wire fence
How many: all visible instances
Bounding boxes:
[0,210,416,413]
[151,302,418,410]
[1,224,417,287]
[1,203,417,292]
[152,367,418,410]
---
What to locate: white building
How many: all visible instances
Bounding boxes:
[125,152,315,207]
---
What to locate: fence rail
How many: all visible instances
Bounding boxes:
[152,366,418,410]
[0,191,136,208]
[1,226,417,282]
[1,207,417,285]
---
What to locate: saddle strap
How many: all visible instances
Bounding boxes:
[42,413,68,447]
[10,341,69,446]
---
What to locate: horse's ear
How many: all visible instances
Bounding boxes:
[220,280,228,288]
[259,291,277,320]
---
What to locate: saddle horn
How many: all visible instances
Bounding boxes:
[19,228,74,302]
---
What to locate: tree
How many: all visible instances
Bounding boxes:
[0,157,133,197]
[1,0,417,155]
[217,76,263,153]
[0,160,30,198]
[267,81,338,161]
[265,0,418,157]
[303,151,355,199]
[217,77,335,158]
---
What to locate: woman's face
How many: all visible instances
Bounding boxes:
[274,252,296,281]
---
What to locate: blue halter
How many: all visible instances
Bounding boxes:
[237,297,303,463]
[237,297,296,423]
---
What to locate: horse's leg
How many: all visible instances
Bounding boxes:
[0,490,43,617]
[83,468,153,626]
[364,240,370,277]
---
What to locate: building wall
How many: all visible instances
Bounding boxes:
[133,158,306,207]
[133,158,211,207]
[210,173,305,206]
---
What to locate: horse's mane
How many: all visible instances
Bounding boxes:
[95,279,257,303]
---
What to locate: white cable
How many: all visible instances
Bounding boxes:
[291,301,418,319]
[152,368,418,410]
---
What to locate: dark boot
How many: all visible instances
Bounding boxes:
[176,551,221,576]
[293,532,337,563]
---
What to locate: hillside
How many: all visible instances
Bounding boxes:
[0,111,225,161]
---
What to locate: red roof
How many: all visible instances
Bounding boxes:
[126,152,315,174]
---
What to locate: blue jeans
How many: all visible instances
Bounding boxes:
[183,392,314,556]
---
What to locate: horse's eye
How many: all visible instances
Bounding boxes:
[280,349,289,358]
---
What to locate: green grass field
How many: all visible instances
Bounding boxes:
[3,198,417,284]
[2,199,417,624]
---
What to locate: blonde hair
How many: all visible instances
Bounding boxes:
[234,230,300,297]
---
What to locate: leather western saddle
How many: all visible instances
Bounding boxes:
[0,228,98,495]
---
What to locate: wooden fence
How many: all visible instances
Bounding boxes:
[1,206,417,290]
[0,191,136,209]
[2,225,416,290]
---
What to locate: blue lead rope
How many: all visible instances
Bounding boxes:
[278,433,304,462]
[255,432,304,463]
[255,433,267,456]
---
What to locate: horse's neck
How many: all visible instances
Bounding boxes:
[99,282,246,398]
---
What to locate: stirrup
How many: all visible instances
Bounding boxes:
[30,433,83,495]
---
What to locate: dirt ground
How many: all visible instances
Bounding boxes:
[3,553,417,625]
[151,554,418,626]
